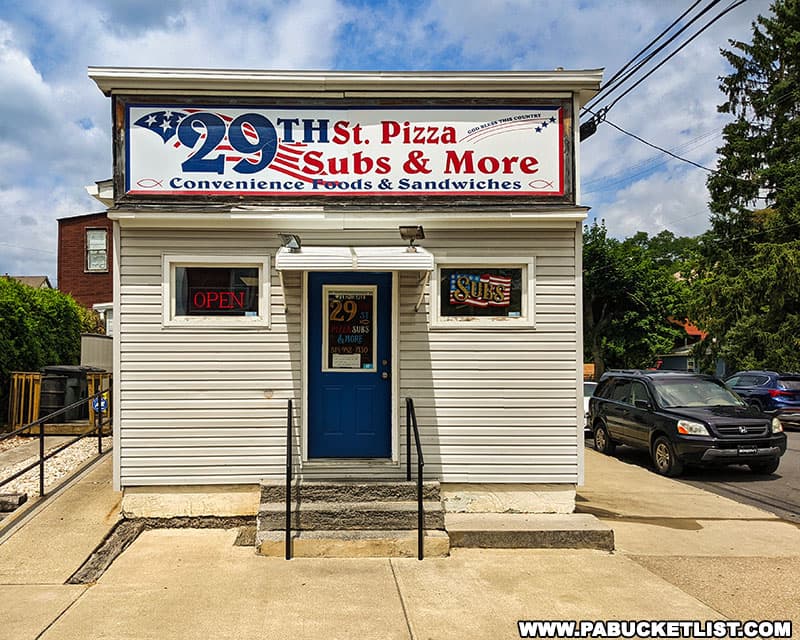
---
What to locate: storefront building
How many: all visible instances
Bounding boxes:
[88,68,602,519]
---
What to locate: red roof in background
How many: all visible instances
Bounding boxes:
[669,317,707,339]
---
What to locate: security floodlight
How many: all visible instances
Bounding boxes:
[278,233,301,253]
[399,225,425,252]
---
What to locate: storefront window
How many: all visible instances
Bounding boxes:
[440,268,523,318]
[162,255,270,327]
[175,267,259,317]
[430,259,535,328]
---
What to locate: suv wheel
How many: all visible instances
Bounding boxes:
[652,436,684,477]
[748,458,780,475]
[593,424,616,455]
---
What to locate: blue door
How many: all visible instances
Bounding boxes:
[308,272,392,458]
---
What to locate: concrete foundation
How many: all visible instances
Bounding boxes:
[441,483,576,514]
[122,485,260,518]
[123,483,577,518]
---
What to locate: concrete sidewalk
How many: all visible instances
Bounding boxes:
[1,449,798,639]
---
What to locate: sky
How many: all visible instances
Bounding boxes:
[0,0,774,283]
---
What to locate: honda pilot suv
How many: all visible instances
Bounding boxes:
[588,370,787,477]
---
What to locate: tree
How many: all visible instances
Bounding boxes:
[0,277,94,424]
[689,0,800,371]
[583,222,686,377]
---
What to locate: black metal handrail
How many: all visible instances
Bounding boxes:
[405,397,425,560]
[285,398,293,560]
[0,387,111,497]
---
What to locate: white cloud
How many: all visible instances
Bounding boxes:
[0,0,781,280]
[589,167,712,238]
[0,0,349,279]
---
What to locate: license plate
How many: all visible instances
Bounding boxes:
[738,446,758,456]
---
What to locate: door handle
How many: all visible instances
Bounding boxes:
[381,371,389,380]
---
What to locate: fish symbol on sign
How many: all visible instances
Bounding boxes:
[528,180,554,189]
[136,179,164,189]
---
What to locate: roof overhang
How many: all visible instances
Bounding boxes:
[275,246,434,271]
[87,68,603,106]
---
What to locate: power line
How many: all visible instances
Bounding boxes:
[580,0,748,142]
[582,0,719,115]
[603,0,748,114]
[583,129,721,193]
[0,242,56,256]
[585,108,718,173]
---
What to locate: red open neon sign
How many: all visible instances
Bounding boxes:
[189,287,253,314]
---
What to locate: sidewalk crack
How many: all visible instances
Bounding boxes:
[35,584,92,639]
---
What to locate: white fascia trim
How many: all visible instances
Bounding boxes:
[107,208,591,229]
[88,67,603,99]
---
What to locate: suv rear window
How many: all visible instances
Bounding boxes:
[651,377,745,408]
[777,377,800,390]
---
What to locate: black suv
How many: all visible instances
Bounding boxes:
[588,370,787,477]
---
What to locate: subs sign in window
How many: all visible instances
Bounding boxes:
[441,267,522,317]
[323,286,376,372]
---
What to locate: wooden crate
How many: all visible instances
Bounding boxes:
[87,372,113,430]
[7,372,41,431]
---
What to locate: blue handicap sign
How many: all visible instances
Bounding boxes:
[92,396,108,412]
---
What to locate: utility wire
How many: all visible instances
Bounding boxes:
[598,0,704,91]
[0,242,56,255]
[582,0,718,115]
[585,108,718,173]
[583,129,721,192]
[603,0,748,113]
[582,0,747,142]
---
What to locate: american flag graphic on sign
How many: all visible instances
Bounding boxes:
[132,109,316,181]
[449,273,512,308]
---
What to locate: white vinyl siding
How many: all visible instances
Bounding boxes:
[116,226,578,486]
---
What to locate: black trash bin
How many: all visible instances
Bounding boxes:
[39,375,67,418]
[40,366,105,421]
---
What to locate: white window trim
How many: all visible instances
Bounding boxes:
[85,228,109,273]
[429,256,535,329]
[161,254,271,329]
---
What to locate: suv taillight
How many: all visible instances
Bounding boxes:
[768,389,791,397]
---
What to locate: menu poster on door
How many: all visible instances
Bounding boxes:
[326,289,375,370]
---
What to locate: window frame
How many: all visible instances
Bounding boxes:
[85,228,109,273]
[161,254,271,329]
[429,256,535,329]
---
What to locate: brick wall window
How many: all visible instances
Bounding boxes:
[86,229,108,272]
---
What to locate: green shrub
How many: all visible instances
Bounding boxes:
[0,277,95,425]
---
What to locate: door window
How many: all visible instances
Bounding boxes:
[629,381,650,407]
[322,285,377,372]
[610,381,631,403]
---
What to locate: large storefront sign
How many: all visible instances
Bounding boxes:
[124,105,564,197]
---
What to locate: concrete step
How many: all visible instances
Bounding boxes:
[258,500,445,531]
[255,529,450,558]
[0,493,28,513]
[445,513,614,551]
[260,480,440,503]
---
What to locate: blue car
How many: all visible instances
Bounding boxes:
[725,371,800,428]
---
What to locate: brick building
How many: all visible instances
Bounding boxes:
[57,211,113,314]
